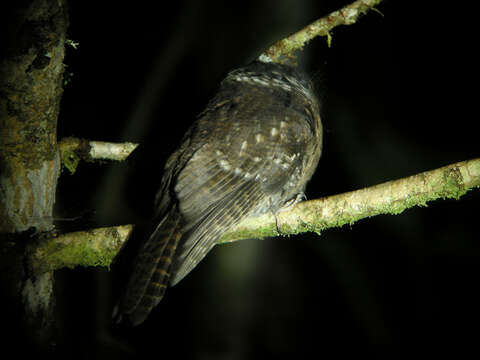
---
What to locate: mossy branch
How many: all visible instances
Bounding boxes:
[31,159,479,272]
[259,0,384,63]
[218,158,480,243]
[29,225,133,275]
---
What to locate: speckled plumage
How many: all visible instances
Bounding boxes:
[120,61,323,326]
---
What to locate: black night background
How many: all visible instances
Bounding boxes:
[2,0,479,358]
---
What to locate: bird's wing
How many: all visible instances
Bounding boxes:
[169,91,313,285]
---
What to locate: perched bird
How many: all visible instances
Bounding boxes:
[119,60,323,326]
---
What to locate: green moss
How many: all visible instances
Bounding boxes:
[440,166,468,200]
[33,232,116,273]
[326,31,332,47]
[61,148,80,174]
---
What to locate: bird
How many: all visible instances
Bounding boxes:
[118,60,323,326]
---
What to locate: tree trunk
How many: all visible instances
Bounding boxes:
[0,0,68,353]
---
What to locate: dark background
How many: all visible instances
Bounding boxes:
[51,0,479,358]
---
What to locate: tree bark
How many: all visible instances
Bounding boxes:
[0,0,68,353]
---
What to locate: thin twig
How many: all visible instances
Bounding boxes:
[259,0,384,63]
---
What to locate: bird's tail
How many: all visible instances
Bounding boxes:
[119,203,183,326]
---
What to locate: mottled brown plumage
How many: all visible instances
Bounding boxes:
[120,61,323,325]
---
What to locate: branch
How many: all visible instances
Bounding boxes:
[29,225,133,275]
[35,159,479,272]
[259,0,384,63]
[58,137,139,174]
[219,158,480,244]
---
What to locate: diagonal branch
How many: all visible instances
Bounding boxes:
[31,159,480,273]
[259,0,384,63]
[219,158,480,243]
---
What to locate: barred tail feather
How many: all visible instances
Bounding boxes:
[121,204,182,326]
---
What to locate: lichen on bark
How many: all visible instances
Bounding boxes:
[0,0,69,352]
